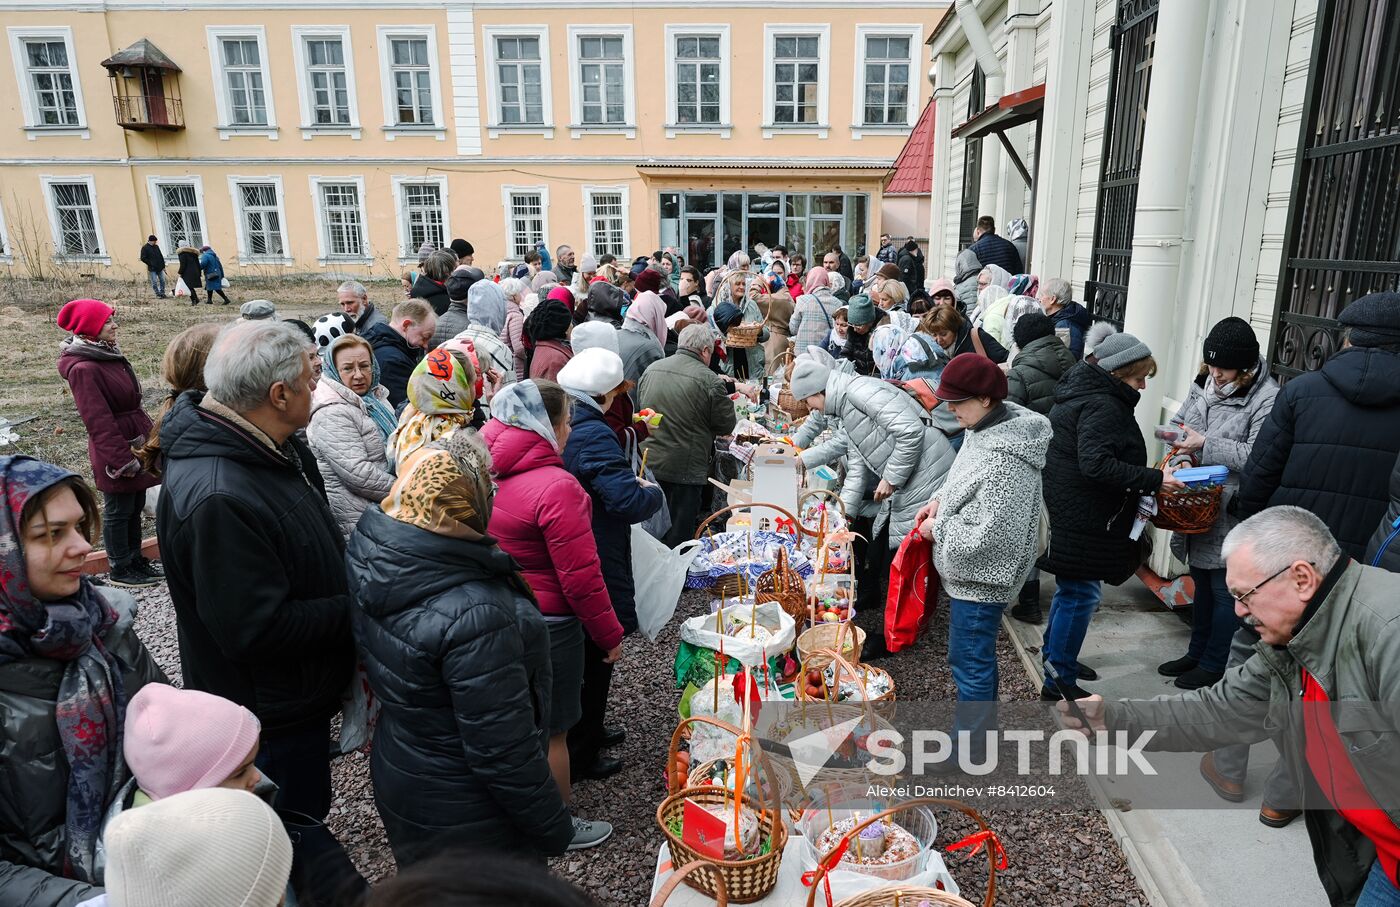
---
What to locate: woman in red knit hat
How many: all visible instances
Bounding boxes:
[55,298,160,587]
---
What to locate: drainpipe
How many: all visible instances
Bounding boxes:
[956,0,1003,226]
[1122,0,1211,444]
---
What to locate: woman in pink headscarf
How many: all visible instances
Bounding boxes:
[803,265,831,295]
[617,290,666,390]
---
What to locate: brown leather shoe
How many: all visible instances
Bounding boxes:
[1199,753,1244,803]
[1259,805,1302,828]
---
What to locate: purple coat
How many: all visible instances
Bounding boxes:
[57,340,158,494]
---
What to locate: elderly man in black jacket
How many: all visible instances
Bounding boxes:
[157,320,354,821]
[967,215,1024,275]
[1236,293,1400,561]
[139,235,167,298]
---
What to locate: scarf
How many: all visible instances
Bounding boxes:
[490,380,561,451]
[1008,274,1039,296]
[388,349,477,467]
[59,335,125,362]
[321,337,397,441]
[804,266,831,294]
[625,291,667,345]
[1206,373,1244,400]
[0,456,127,884]
[383,432,493,540]
[467,280,508,335]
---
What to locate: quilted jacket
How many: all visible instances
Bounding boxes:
[1007,334,1077,415]
[306,375,396,538]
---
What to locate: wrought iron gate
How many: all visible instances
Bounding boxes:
[1269,0,1400,380]
[1083,0,1160,326]
[958,65,985,249]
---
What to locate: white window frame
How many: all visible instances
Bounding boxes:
[226,175,293,265]
[206,26,278,139]
[7,26,89,138]
[482,25,554,138]
[851,25,922,137]
[761,24,831,138]
[500,184,550,260]
[581,184,630,260]
[40,174,108,263]
[663,25,731,138]
[566,25,635,138]
[0,201,12,264]
[376,25,446,139]
[145,176,208,252]
[290,25,361,139]
[308,175,371,264]
[390,175,452,261]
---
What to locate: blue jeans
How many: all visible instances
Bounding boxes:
[1359,861,1400,907]
[1041,578,1102,692]
[948,598,1006,752]
[1187,567,1236,673]
[148,269,166,296]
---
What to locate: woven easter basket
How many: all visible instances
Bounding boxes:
[658,716,788,903]
[755,546,809,623]
[795,648,895,706]
[689,756,805,825]
[726,322,764,348]
[1150,453,1223,535]
[797,621,866,671]
[651,860,729,906]
[776,351,812,419]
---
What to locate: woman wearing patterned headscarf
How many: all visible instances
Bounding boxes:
[524,292,575,381]
[388,347,478,468]
[617,290,666,392]
[308,334,397,537]
[346,432,575,862]
[0,456,166,903]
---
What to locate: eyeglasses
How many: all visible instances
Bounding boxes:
[1231,562,1310,607]
[339,363,372,375]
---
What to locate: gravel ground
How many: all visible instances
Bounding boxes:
[125,580,1146,906]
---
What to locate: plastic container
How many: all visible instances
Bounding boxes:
[1173,465,1229,488]
[799,804,939,882]
[1154,423,1187,444]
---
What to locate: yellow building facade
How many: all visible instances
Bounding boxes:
[0,1,945,279]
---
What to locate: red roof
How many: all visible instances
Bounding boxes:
[884,99,935,196]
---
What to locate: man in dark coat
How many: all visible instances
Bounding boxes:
[139,235,167,298]
[968,215,1024,275]
[364,299,438,409]
[1038,277,1093,360]
[175,245,202,304]
[875,233,898,265]
[897,238,925,298]
[156,320,354,821]
[1236,293,1400,561]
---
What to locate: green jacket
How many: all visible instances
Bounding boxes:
[1006,334,1076,415]
[638,350,738,486]
[1107,562,1400,905]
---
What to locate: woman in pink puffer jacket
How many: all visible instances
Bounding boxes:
[480,379,622,818]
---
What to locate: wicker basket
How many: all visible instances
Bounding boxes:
[1150,453,1223,534]
[775,350,812,418]
[651,860,728,906]
[802,797,1001,907]
[795,649,895,706]
[755,547,808,623]
[695,503,809,540]
[726,322,764,349]
[797,621,865,670]
[659,716,788,904]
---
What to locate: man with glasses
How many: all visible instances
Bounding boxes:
[1064,506,1400,906]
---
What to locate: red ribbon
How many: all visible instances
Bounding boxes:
[800,838,849,907]
[774,516,797,536]
[945,829,1009,870]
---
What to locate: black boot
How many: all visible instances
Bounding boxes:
[1010,580,1042,623]
[1157,655,1198,677]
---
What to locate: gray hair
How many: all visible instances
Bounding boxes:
[678,323,714,354]
[422,249,458,281]
[337,280,368,299]
[499,277,527,302]
[1221,505,1342,576]
[1042,277,1071,306]
[205,321,311,413]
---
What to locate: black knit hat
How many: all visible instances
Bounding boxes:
[1013,311,1055,349]
[1338,292,1400,348]
[1202,316,1259,369]
[449,238,474,258]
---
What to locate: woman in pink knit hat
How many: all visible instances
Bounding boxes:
[54,299,159,589]
[121,684,263,803]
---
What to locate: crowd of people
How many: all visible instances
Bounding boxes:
[3,220,1398,906]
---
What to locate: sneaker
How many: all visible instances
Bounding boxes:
[136,557,164,579]
[108,567,160,589]
[1174,666,1225,690]
[1157,655,1198,677]
[567,816,614,851]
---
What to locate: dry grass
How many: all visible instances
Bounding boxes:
[0,274,396,485]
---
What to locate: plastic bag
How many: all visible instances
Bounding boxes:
[173,277,190,297]
[679,601,797,668]
[626,432,672,540]
[885,529,939,653]
[338,662,379,754]
[632,527,701,642]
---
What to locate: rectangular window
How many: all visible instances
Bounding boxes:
[578,34,625,125]
[508,192,544,259]
[220,37,268,125]
[157,183,203,249]
[389,37,433,125]
[304,37,350,125]
[496,35,543,125]
[400,183,445,254]
[22,39,79,126]
[319,183,365,258]
[49,182,100,256]
[674,35,721,125]
[587,192,625,257]
[862,35,911,125]
[236,183,285,259]
[772,35,820,124]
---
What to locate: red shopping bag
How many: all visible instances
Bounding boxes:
[885,528,940,653]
